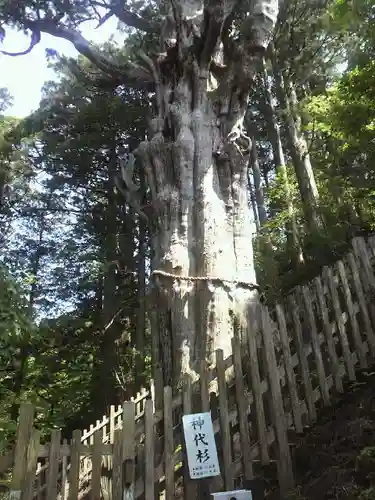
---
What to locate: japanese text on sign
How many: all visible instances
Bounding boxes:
[182,412,220,479]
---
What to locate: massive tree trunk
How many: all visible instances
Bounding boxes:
[133,1,279,387]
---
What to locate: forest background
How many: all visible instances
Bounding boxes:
[0,0,374,450]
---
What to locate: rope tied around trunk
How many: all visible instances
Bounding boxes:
[151,269,260,291]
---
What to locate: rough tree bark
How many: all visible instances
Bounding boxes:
[137,0,279,387]
[2,0,279,388]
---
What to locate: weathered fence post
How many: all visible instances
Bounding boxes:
[164,386,174,500]
[246,312,269,465]
[46,429,61,500]
[324,266,356,381]
[275,303,303,433]
[232,336,253,481]
[22,429,41,500]
[112,428,123,500]
[301,285,331,405]
[337,260,367,368]
[91,430,102,500]
[182,375,197,499]
[61,438,69,500]
[314,275,344,393]
[9,403,34,500]
[122,402,136,500]
[68,429,82,500]
[260,306,294,495]
[288,294,317,422]
[347,252,375,357]
[144,399,155,500]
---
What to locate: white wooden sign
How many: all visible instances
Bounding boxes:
[182,412,220,479]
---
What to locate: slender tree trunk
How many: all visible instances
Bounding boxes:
[262,58,301,259]
[91,139,121,413]
[250,137,268,226]
[272,51,321,232]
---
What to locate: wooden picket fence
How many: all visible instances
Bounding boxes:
[3,234,375,500]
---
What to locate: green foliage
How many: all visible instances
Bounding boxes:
[253,53,375,298]
[0,266,31,449]
[0,53,152,443]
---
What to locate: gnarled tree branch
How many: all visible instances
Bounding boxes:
[1,18,155,89]
[0,28,41,56]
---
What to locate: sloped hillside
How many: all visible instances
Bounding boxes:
[287,369,375,500]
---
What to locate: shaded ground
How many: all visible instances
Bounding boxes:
[286,369,375,500]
